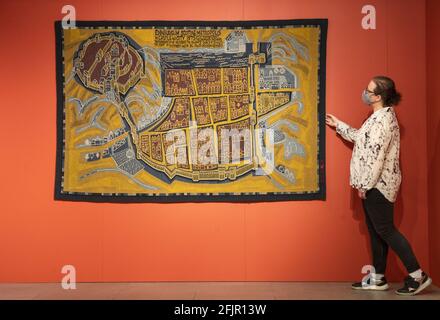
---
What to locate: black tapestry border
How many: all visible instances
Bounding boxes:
[54,19,328,203]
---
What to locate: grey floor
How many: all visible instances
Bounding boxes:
[0,282,439,300]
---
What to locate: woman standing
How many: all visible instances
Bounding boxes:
[326,76,432,296]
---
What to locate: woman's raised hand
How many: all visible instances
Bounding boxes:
[326,114,340,128]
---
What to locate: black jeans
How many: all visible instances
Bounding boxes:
[362,188,420,274]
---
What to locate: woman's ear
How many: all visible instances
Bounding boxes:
[374,94,382,103]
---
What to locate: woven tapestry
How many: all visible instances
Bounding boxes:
[55,20,327,202]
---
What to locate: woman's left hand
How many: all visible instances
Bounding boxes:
[358,189,367,199]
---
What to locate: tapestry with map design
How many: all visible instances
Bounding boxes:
[55,19,327,202]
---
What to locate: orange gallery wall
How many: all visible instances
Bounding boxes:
[0,0,433,283]
[427,0,440,286]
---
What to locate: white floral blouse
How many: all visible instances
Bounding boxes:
[335,106,402,203]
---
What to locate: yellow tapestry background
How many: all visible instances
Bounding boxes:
[60,25,321,196]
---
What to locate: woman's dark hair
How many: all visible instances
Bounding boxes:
[372,76,402,106]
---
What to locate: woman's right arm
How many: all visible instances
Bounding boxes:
[335,120,359,143]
